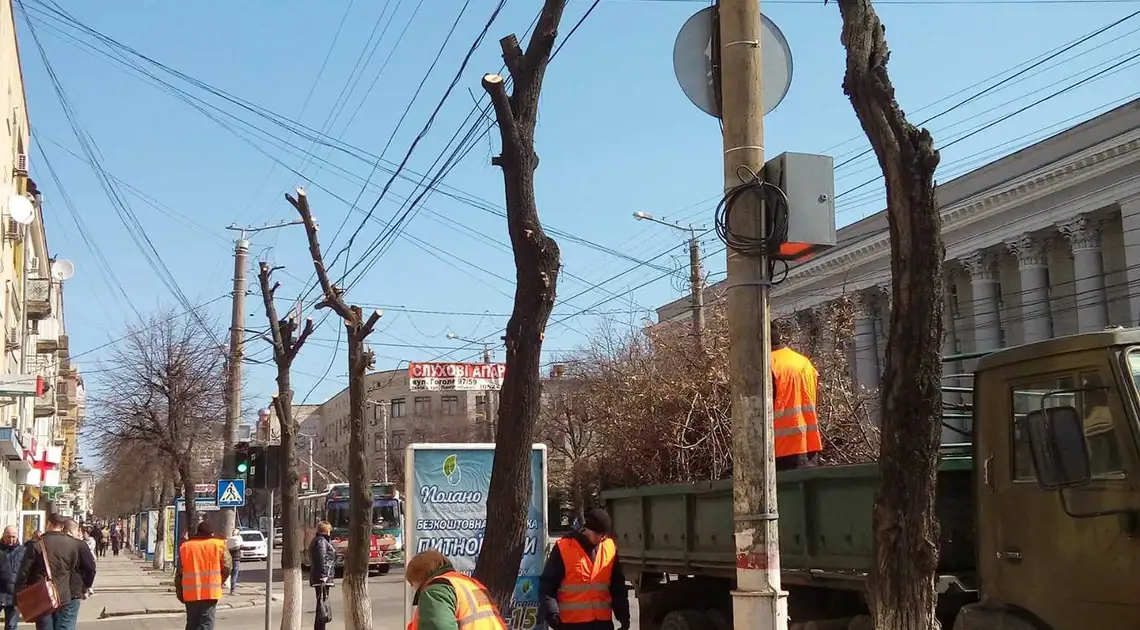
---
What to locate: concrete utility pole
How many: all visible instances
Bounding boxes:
[632,212,704,348]
[719,1,786,630]
[221,220,303,536]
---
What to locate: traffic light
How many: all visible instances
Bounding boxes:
[248,444,281,490]
[230,441,251,479]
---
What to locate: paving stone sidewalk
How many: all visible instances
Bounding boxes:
[79,551,279,622]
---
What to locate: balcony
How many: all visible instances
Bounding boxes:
[56,335,69,359]
[26,278,51,321]
[33,394,54,418]
[35,338,58,354]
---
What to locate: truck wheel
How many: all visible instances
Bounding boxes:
[662,609,713,630]
[703,609,730,630]
[375,565,390,576]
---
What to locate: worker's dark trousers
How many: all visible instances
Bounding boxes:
[776,451,821,471]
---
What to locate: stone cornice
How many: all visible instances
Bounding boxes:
[772,132,1140,298]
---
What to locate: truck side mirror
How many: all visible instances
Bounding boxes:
[1024,405,1091,490]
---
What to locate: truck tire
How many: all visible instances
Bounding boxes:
[703,608,731,630]
[662,609,713,630]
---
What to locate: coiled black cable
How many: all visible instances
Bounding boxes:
[713,165,792,284]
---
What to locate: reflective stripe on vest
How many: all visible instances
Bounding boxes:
[556,537,615,623]
[408,571,507,630]
[771,347,822,458]
[179,538,225,601]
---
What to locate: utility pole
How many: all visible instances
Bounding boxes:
[445,333,497,440]
[633,212,704,349]
[221,220,303,536]
[688,232,705,346]
[720,1,786,630]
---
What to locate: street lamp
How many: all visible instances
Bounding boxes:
[632,212,704,348]
[444,333,497,440]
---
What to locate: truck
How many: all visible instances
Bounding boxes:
[599,329,1140,630]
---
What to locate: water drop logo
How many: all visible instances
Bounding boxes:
[443,454,462,486]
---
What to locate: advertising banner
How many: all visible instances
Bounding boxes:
[164,506,176,564]
[408,362,506,391]
[405,444,547,630]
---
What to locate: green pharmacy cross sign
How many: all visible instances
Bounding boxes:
[42,486,63,501]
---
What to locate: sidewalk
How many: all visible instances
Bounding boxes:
[79,552,279,622]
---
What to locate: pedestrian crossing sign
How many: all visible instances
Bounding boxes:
[216,479,246,507]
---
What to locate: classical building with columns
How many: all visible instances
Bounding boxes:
[656,98,1140,440]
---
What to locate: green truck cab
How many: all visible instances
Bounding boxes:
[599,329,1140,630]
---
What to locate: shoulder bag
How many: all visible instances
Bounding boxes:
[15,539,61,622]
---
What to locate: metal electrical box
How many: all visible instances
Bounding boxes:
[763,152,837,261]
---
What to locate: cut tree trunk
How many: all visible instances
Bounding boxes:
[342,327,373,630]
[471,0,566,609]
[835,2,944,629]
[278,386,303,630]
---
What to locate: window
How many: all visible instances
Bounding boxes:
[441,395,459,416]
[373,433,383,453]
[391,398,406,418]
[1010,370,1124,481]
[392,431,405,449]
[414,396,432,415]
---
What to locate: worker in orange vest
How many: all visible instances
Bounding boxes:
[175,521,232,630]
[771,321,823,470]
[405,549,507,630]
[539,508,630,630]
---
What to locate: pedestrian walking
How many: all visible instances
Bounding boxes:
[539,508,630,630]
[175,521,231,630]
[405,549,507,630]
[15,513,97,630]
[224,528,242,595]
[109,529,120,557]
[307,521,336,630]
[0,526,26,630]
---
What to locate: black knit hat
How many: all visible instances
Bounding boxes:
[583,508,612,535]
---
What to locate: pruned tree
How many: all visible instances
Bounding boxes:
[288,188,382,630]
[472,0,567,608]
[90,311,226,534]
[257,261,316,630]
[835,1,944,627]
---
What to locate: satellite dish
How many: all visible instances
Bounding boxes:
[673,7,793,118]
[8,195,34,225]
[50,259,74,281]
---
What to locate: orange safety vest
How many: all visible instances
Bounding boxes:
[179,537,226,602]
[555,537,615,623]
[407,571,507,630]
[772,346,822,458]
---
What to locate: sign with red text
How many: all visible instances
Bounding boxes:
[408,362,506,391]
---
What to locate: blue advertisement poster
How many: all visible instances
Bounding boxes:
[406,444,548,630]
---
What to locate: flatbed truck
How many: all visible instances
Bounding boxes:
[600,329,1140,630]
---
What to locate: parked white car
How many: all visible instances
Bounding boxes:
[237,529,269,562]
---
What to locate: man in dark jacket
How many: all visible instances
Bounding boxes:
[0,526,25,630]
[16,514,96,630]
[540,508,629,630]
[307,521,336,630]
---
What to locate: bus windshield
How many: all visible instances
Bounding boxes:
[326,498,401,534]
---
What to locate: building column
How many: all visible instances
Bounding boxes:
[1119,195,1140,325]
[853,291,880,393]
[1059,215,1108,333]
[941,270,965,443]
[963,252,1002,353]
[1007,234,1054,344]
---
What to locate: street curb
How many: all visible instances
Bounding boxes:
[96,597,281,620]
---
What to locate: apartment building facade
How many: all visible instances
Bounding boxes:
[0,0,80,530]
[656,98,1140,443]
[310,369,497,486]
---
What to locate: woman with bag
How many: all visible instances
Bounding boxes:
[14,515,96,630]
[307,521,336,630]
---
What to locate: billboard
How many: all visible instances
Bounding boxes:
[405,444,547,630]
[408,363,506,391]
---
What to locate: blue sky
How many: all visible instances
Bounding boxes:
[14,0,1140,464]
